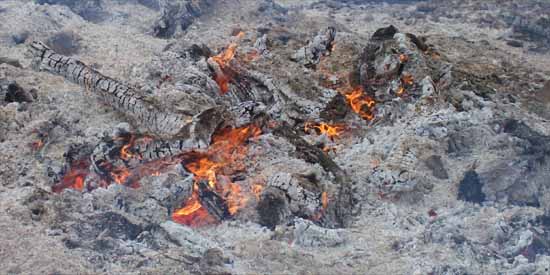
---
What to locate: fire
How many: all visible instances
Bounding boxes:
[151,171,161,176]
[305,122,344,141]
[252,183,264,200]
[172,124,262,227]
[321,191,329,210]
[52,159,90,193]
[120,136,136,161]
[212,43,238,67]
[172,184,217,227]
[311,191,330,221]
[212,42,239,94]
[396,86,406,96]
[401,74,414,85]
[343,87,376,121]
[111,167,130,185]
[225,182,247,215]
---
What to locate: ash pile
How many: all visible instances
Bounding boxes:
[1,0,550,274]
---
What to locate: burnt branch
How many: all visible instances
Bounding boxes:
[272,122,353,228]
[28,41,192,139]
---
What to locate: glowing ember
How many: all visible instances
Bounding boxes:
[224,182,247,215]
[343,87,376,121]
[30,140,44,151]
[305,122,345,141]
[172,185,217,227]
[402,73,414,85]
[52,159,90,193]
[396,86,406,96]
[120,136,136,161]
[212,42,239,94]
[252,183,264,200]
[172,124,262,227]
[321,191,329,210]
[111,166,131,185]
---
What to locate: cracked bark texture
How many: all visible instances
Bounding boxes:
[27,41,233,177]
[29,41,194,139]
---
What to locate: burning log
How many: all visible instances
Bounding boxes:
[196,180,231,221]
[28,29,353,230]
[153,0,216,38]
[291,27,336,68]
[272,122,353,228]
[259,173,325,227]
[27,42,238,170]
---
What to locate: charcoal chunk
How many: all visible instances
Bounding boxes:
[457,170,486,204]
[424,155,449,179]
[2,81,34,103]
[372,25,399,41]
[95,212,143,240]
[257,187,290,229]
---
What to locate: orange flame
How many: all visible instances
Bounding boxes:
[120,141,135,161]
[402,74,414,86]
[311,191,330,221]
[52,159,90,193]
[321,191,329,210]
[305,122,345,141]
[396,86,406,96]
[252,183,264,200]
[343,87,376,120]
[173,184,217,227]
[111,167,130,185]
[212,43,239,66]
[172,125,262,227]
[212,42,239,94]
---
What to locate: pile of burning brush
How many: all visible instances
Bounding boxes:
[27,24,450,230]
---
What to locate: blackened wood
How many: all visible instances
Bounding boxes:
[257,187,291,229]
[272,122,353,228]
[197,180,230,221]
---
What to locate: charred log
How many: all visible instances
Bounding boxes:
[272,122,353,228]
[197,180,230,221]
[28,41,193,139]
